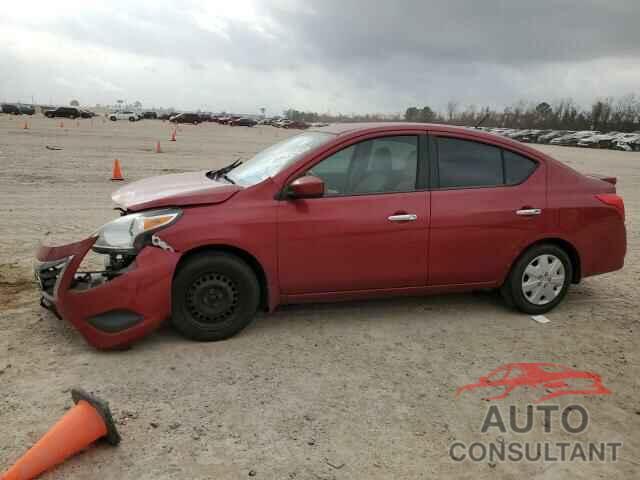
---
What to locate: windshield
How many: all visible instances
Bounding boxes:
[228,132,334,186]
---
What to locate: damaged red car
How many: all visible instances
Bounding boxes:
[35,123,626,349]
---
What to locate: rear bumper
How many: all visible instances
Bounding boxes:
[35,236,179,350]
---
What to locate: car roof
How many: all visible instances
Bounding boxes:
[309,122,544,157]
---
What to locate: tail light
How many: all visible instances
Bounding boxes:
[596,194,625,220]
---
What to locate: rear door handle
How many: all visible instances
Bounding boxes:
[388,214,417,222]
[516,208,542,216]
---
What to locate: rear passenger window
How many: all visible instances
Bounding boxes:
[437,138,502,188]
[504,150,537,185]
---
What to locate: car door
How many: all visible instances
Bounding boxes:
[428,133,547,285]
[278,134,430,295]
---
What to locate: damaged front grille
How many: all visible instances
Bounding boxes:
[69,251,137,291]
[35,258,69,296]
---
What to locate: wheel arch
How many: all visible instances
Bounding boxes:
[175,244,270,311]
[509,238,581,284]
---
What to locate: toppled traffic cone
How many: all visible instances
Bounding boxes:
[155,141,162,153]
[111,159,124,181]
[1,389,120,480]
[169,129,176,141]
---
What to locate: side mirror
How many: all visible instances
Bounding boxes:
[287,175,325,199]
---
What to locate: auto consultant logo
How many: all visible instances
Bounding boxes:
[455,362,611,403]
[449,363,621,464]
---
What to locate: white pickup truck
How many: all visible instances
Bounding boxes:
[108,111,141,122]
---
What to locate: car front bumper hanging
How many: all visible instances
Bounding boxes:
[35,236,179,349]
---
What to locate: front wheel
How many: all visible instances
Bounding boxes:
[501,244,572,315]
[172,252,260,341]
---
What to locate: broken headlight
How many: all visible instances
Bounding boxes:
[93,208,181,254]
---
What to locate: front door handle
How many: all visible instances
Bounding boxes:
[388,214,417,222]
[516,208,542,216]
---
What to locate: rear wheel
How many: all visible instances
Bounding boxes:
[501,244,572,315]
[172,252,260,341]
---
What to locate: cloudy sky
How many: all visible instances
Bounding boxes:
[2,0,639,115]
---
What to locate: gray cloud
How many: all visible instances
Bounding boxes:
[2,1,639,113]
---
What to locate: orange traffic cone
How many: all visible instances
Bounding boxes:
[155,141,162,153]
[169,129,176,141]
[23,121,29,130]
[1,389,120,480]
[111,159,124,181]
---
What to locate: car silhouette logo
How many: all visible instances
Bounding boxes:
[456,362,611,403]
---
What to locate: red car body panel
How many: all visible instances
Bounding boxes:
[112,171,241,212]
[35,123,626,349]
[36,237,179,349]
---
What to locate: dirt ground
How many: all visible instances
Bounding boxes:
[1,115,638,479]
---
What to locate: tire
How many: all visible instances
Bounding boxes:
[110,116,117,121]
[501,244,573,315]
[129,117,135,122]
[172,252,260,341]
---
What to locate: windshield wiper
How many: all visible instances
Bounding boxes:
[220,173,236,184]
[206,159,243,180]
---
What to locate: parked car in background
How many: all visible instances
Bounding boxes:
[142,111,158,119]
[34,123,626,349]
[219,116,242,125]
[537,130,572,144]
[274,119,293,128]
[170,113,201,124]
[18,104,36,115]
[45,107,82,119]
[613,133,640,152]
[230,117,257,127]
[577,133,622,149]
[1,103,21,114]
[284,120,309,129]
[550,131,599,146]
[519,130,552,143]
[158,112,177,121]
[108,111,140,121]
[80,109,95,118]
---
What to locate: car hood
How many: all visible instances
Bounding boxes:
[112,170,241,211]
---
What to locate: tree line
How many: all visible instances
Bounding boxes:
[285,94,640,132]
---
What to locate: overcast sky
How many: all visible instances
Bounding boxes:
[2,0,639,115]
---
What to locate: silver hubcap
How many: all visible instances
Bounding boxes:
[521,254,565,306]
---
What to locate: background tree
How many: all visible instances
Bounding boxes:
[404,107,420,122]
[419,106,436,122]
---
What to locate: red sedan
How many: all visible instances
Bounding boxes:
[35,123,626,349]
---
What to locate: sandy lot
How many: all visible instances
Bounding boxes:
[1,115,638,479]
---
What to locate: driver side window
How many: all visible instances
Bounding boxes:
[309,144,356,195]
[309,136,418,196]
